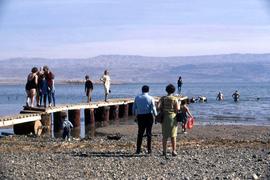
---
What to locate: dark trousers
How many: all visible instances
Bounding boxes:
[136,113,154,153]
[62,127,71,140]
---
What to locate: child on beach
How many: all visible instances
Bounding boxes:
[62,112,73,141]
[179,100,193,134]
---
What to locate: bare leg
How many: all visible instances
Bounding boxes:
[171,137,177,156]
[105,93,108,102]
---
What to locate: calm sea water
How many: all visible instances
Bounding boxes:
[1,82,270,127]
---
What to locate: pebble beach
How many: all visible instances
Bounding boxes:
[0,124,270,179]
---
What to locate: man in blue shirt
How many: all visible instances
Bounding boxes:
[133,85,157,154]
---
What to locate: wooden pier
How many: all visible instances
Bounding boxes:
[0,96,188,136]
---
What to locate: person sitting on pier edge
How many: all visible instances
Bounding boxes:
[133,85,157,154]
[62,112,73,141]
[216,91,224,101]
[158,84,179,157]
[232,90,240,102]
[85,75,93,102]
[100,70,111,102]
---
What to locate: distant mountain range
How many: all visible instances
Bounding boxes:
[0,53,270,84]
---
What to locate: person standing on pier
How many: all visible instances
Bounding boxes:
[85,75,93,102]
[43,66,55,106]
[25,67,38,107]
[39,74,48,107]
[133,85,157,154]
[177,76,183,95]
[100,70,111,102]
[158,84,180,157]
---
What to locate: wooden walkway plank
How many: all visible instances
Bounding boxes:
[0,96,189,128]
[0,114,41,127]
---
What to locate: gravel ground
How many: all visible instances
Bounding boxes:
[0,124,270,179]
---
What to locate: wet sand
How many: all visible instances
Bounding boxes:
[0,124,270,179]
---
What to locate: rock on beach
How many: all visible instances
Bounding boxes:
[0,124,270,179]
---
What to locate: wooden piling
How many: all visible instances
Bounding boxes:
[124,104,129,118]
[68,109,81,128]
[110,105,119,120]
[103,107,110,122]
[90,109,95,126]
[85,108,95,135]
[40,114,51,134]
[84,109,91,126]
[128,103,133,116]
[53,112,62,132]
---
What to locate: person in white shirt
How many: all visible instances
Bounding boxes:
[100,70,111,102]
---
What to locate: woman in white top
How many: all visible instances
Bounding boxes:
[100,70,111,102]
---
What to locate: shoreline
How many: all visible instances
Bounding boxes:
[0,124,270,179]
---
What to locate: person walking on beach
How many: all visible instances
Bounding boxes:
[100,70,111,102]
[133,85,157,154]
[25,67,38,107]
[43,66,55,106]
[158,84,179,157]
[216,91,224,101]
[62,112,73,141]
[179,100,193,134]
[85,75,93,102]
[177,76,183,95]
[232,90,240,102]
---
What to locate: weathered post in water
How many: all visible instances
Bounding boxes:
[124,104,129,118]
[40,114,51,135]
[68,109,81,137]
[53,112,62,132]
[68,110,81,128]
[110,105,119,120]
[84,109,91,126]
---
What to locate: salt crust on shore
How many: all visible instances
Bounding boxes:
[0,125,270,179]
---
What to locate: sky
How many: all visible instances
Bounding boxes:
[0,0,270,59]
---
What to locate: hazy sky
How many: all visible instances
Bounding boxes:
[0,0,270,58]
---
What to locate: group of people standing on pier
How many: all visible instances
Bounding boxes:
[85,69,111,102]
[25,66,55,107]
[133,84,193,158]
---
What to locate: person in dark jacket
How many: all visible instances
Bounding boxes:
[85,75,94,102]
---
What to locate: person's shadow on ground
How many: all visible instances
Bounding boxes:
[70,151,148,158]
